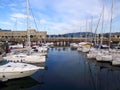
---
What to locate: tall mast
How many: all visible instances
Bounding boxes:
[109,0,113,49]
[26,0,31,48]
[86,19,88,42]
[100,3,105,46]
[79,27,81,38]
[94,11,102,46]
[15,18,18,31]
[90,16,93,43]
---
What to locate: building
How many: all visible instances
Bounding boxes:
[103,32,120,39]
[0,29,47,42]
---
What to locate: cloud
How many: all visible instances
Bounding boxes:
[29,0,105,34]
[0,21,12,26]
[0,0,120,34]
[10,13,33,22]
[11,13,27,19]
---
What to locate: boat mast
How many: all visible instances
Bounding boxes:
[90,16,93,43]
[79,27,81,38]
[109,0,113,50]
[94,11,102,46]
[100,3,105,47]
[26,0,31,49]
[85,19,88,42]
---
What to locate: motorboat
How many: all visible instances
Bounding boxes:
[0,61,43,81]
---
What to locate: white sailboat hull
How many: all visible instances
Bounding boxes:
[87,48,100,59]
[96,54,112,62]
[3,54,46,63]
[82,47,90,53]
[87,53,96,59]
[112,57,120,66]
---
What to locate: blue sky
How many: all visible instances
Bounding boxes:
[0,0,120,35]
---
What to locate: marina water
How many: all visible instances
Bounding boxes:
[1,47,120,90]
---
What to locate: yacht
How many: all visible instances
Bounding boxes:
[0,61,43,81]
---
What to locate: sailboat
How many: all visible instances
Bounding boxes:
[96,0,113,62]
[3,0,46,64]
[3,52,46,63]
[87,14,102,59]
[81,20,92,53]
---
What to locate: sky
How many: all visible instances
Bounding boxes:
[0,0,120,35]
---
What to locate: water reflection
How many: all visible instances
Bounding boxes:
[86,59,120,90]
[42,47,120,90]
[0,77,40,90]
[1,47,120,90]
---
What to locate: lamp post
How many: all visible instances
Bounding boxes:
[5,41,9,53]
[22,39,25,48]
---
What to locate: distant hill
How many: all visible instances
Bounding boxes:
[48,32,120,38]
[48,32,94,38]
[63,32,94,37]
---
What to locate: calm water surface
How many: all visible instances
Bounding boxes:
[1,47,120,90]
